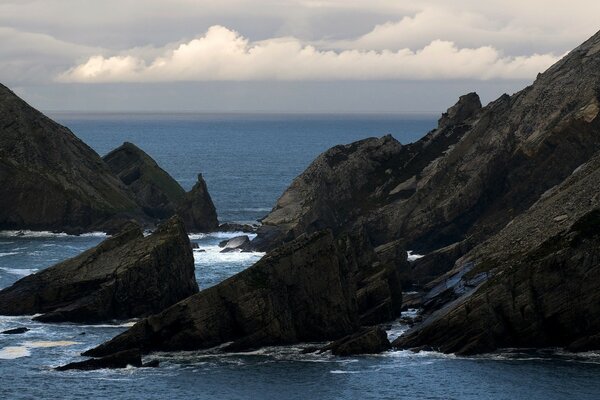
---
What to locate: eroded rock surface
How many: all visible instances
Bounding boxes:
[0,216,198,323]
[85,230,361,357]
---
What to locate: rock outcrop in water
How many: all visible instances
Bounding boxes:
[176,174,219,232]
[56,349,143,371]
[0,84,221,233]
[104,144,219,232]
[320,326,391,356]
[85,230,360,356]
[0,84,141,233]
[103,142,186,219]
[0,216,198,323]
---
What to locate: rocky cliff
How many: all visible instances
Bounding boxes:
[256,29,600,257]
[393,149,600,354]
[84,230,360,356]
[0,84,221,233]
[0,84,141,233]
[103,142,186,219]
[251,29,600,354]
[0,216,198,323]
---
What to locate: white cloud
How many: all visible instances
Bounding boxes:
[58,25,560,83]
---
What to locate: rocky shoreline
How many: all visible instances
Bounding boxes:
[2,29,600,370]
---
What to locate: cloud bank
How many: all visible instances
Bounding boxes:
[59,25,559,83]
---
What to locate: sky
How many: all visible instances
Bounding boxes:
[2,0,599,113]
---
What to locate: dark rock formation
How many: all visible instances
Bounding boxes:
[1,327,29,334]
[218,223,258,233]
[56,349,142,371]
[176,174,219,232]
[0,216,198,323]
[0,83,142,233]
[253,92,483,252]
[84,230,360,357]
[103,142,186,219]
[320,326,391,356]
[393,149,600,354]
[219,235,251,252]
[249,29,600,353]
[394,208,600,355]
[256,30,600,258]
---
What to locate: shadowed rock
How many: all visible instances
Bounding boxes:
[176,174,219,232]
[84,230,360,357]
[320,326,391,356]
[394,208,600,355]
[0,216,198,323]
[0,83,142,233]
[56,349,142,371]
[103,142,186,219]
[1,327,29,334]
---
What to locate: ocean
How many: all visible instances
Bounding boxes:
[1,113,599,400]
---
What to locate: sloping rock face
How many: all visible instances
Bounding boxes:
[84,230,361,357]
[0,216,198,323]
[103,142,186,219]
[0,84,141,233]
[321,326,391,356]
[257,30,600,257]
[394,208,600,355]
[393,150,600,354]
[56,349,143,371]
[176,174,219,232]
[253,92,482,252]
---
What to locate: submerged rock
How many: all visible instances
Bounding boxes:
[56,349,142,371]
[103,142,186,219]
[0,216,198,323]
[1,327,29,335]
[320,326,390,356]
[176,174,219,232]
[84,230,360,357]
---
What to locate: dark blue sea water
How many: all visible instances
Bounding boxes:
[1,113,600,400]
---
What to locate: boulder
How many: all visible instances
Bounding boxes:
[84,230,360,357]
[56,349,142,371]
[0,216,198,323]
[0,83,142,233]
[320,326,391,356]
[103,142,186,219]
[176,174,219,232]
[219,235,251,252]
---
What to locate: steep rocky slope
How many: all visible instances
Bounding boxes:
[0,216,198,323]
[254,92,482,252]
[0,84,141,233]
[249,30,600,354]
[103,142,186,219]
[85,230,361,356]
[255,30,600,258]
[393,149,600,354]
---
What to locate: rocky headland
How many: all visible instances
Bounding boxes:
[0,216,198,323]
[0,85,219,233]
